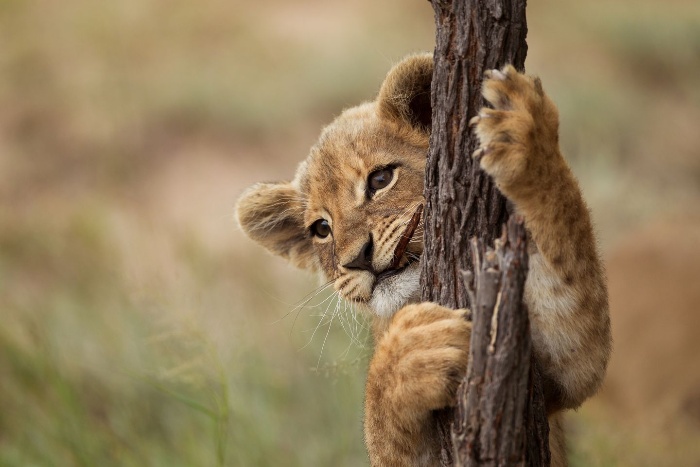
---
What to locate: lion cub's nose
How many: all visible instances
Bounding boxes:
[343,236,376,274]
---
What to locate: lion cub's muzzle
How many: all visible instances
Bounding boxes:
[337,205,423,304]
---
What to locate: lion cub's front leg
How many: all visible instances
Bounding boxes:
[471,66,611,412]
[364,303,470,466]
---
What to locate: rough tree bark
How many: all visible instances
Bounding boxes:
[421,0,528,309]
[419,0,550,465]
[453,218,550,466]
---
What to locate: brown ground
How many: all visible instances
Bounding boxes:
[601,217,700,429]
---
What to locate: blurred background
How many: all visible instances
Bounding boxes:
[1,0,699,465]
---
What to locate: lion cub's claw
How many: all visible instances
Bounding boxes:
[472,65,559,191]
[484,66,512,81]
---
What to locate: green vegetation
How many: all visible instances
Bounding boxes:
[0,209,370,466]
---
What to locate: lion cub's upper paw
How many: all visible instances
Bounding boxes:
[481,65,544,112]
[471,65,558,190]
[369,303,471,416]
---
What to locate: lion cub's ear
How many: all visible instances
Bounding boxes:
[377,53,433,132]
[235,182,316,271]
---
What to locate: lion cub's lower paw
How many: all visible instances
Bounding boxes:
[470,65,560,191]
[367,303,471,419]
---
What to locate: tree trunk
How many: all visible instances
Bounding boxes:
[452,217,550,466]
[420,0,549,464]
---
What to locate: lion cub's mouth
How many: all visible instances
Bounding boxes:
[375,204,423,286]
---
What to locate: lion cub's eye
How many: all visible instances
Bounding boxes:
[310,219,331,238]
[367,166,394,196]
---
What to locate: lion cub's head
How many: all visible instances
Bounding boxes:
[236,54,433,318]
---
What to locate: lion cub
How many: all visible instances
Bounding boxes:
[236,54,611,466]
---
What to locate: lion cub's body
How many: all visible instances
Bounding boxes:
[236,54,611,466]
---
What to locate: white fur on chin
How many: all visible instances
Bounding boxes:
[368,262,422,318]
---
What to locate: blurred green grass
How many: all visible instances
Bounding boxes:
[1,0,699,465]
[0,208,370,466]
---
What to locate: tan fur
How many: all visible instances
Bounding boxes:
[236,55,611,466]
[365,304,470,464]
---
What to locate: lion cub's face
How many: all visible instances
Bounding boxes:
[236,54,433,318]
